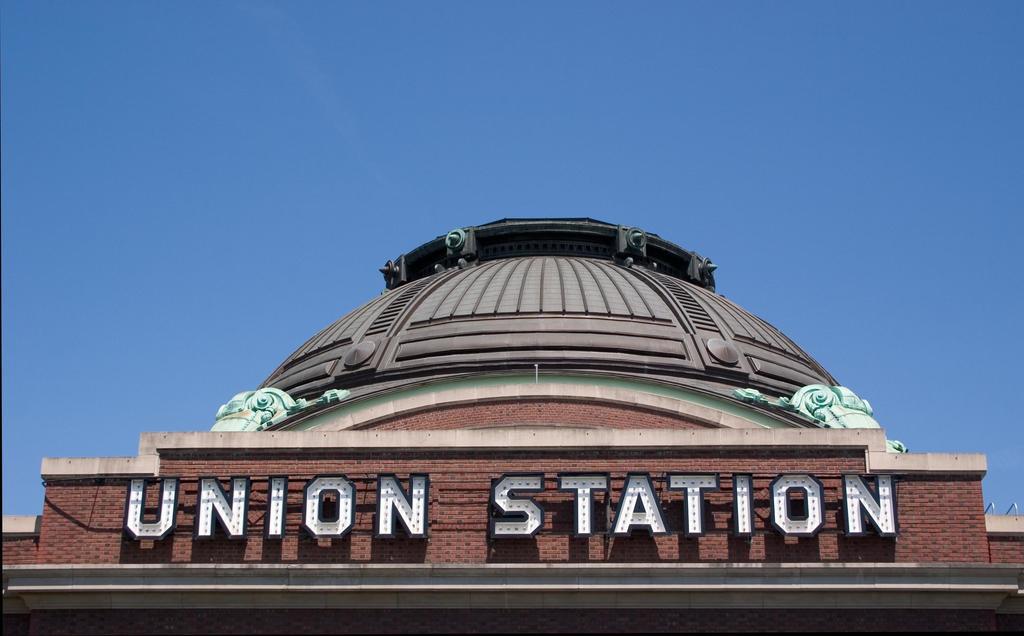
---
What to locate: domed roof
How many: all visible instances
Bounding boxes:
[261,219,836,412]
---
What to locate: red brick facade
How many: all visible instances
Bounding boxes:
[990,536,1024,564]
[363,399,710,430]
[8,608,1005,635]
[31,450,991,566]
[1,536,38,565]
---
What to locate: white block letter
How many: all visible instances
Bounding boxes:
[195,477,250,539]
[612,474,667,536]
[302,476,356,538]
[558,474,608,536]
[377,474,429,538]
[265,476,288,539]
[490,474,544,537]
[770,474,824,536]
[843,474,897,537]
[667,474,719,536]
[124,478,179,540]
[732,474,754,536]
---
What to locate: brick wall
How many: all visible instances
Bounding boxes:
[16,607,1002,635]
[2,536,38,564]
[1,614,29,636]
[997,614,1024,632]
[989,536,1024,563]
[364,399,710,430]
[32,446,991,565]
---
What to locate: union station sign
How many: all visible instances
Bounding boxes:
[124,472,897,541]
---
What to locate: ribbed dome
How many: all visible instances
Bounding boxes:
[262,220,835,409]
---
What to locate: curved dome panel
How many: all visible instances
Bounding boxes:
[262,220,836,411]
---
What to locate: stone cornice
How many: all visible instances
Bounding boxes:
[137,427,889,455]
[1,516,40,538]
[35,429,987,480]
[4,562,1022,611]
[986,514,1024,536]
[39,456,159,480]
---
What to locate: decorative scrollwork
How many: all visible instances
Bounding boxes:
[732,387,771,405]
[732,384,907,453]
[213,387,351,432]
[778,384,874,429]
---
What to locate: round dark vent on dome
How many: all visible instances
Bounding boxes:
[706,338,740,366]
[343,341,377,368]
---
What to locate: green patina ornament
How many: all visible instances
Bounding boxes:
[886,439,908,453]
[732,384,907,453]
[213,387,351,432]
[779,384,876,429]
[626,227,646,250]
[445,228,467,251]
[732,387,772,406]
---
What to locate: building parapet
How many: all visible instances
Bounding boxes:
[33,429,990,479]
[1,515,41,538]
[136,428,890,455]
[40,455,160,480]
[986,515,1024,537]
[866,451,988,475]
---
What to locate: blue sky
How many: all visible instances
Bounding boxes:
[2,1,1021,515]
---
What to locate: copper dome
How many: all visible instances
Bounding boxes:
[261,219,835,413]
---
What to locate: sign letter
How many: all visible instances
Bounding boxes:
[558,474,609,536]
[376,474,429,538]
[301,476,356,538]
[667,474,719,536]
[843,474,897,537]
[124,478,179,540]
[770,474,824,536]
[490,474,544,537]
[265,476,288,539]
[611,474,667,536]
[195,477,250,539]
[732,474,754,536]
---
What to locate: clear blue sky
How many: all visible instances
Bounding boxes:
[2,2,1021,515]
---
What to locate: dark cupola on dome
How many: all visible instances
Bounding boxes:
[257,219,837,430]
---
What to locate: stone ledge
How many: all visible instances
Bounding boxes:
[3,590,1015,611]
[40,456,159,480]
[986,515,1024,537]
[138,428,889,455]
[866,451,987,475]
[36,431,987,478]
[1,515,41,538]
[4,563,1021,610]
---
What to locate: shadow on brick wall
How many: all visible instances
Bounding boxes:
[369,537,429,563]
[487,537,541,562]
[119,536,176,563]
[607,533,663,561]
[762,533,822,562]
[296,533,353,561]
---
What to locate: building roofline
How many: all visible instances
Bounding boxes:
[34,428,986,480]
